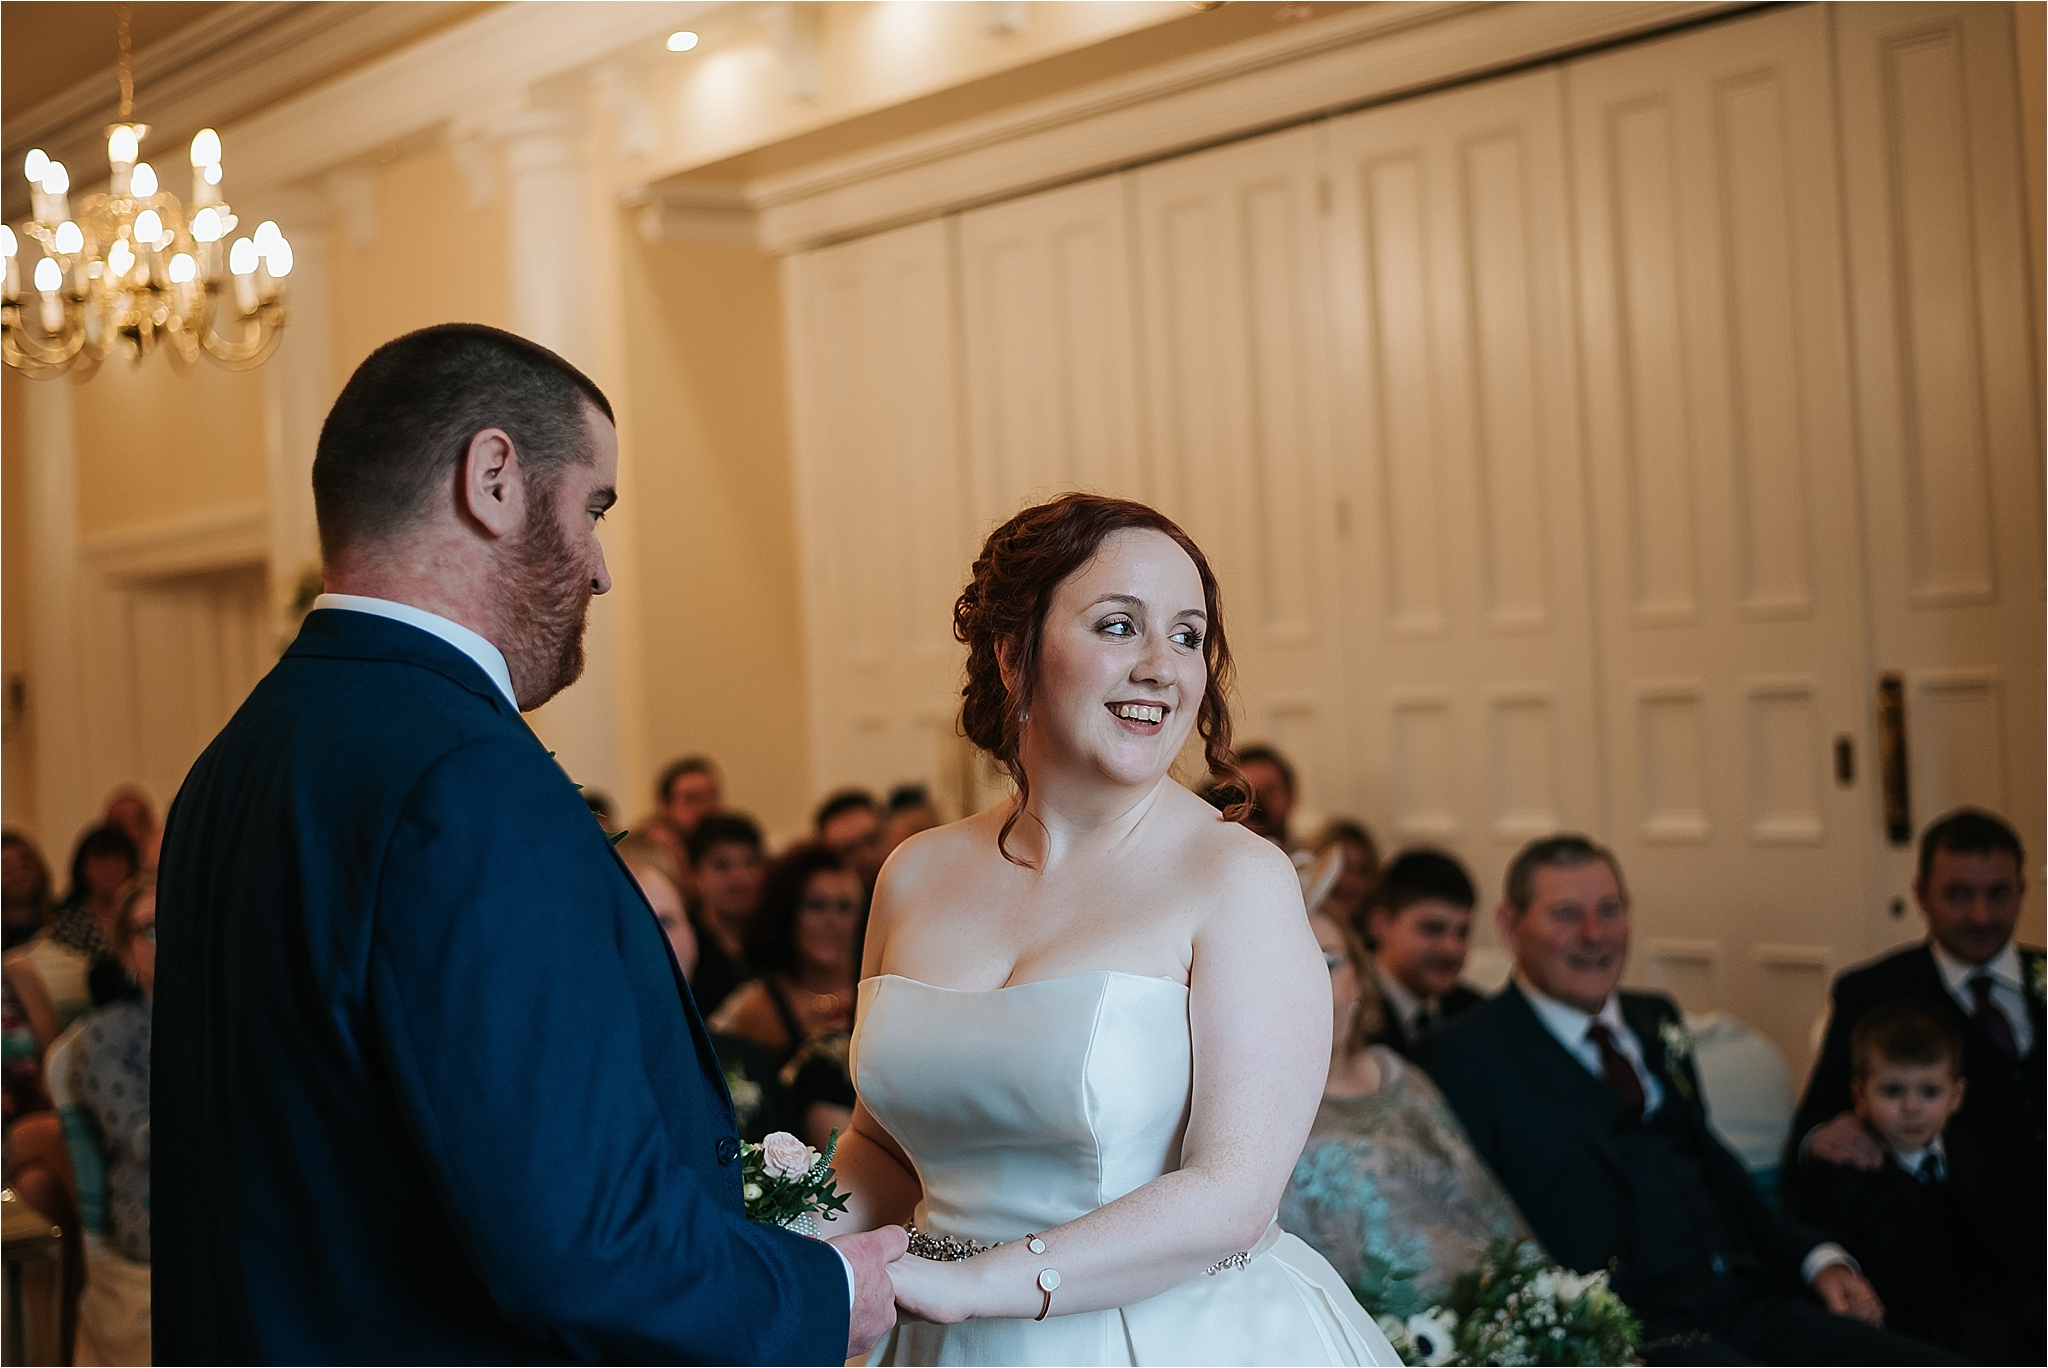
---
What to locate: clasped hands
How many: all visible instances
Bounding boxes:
[832,1229,986,1356]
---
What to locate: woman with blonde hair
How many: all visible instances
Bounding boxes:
[1282,906,1530,1312]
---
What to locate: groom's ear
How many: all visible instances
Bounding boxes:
[459,427,527,540]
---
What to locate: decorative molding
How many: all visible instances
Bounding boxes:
[632,183,761,248]
[1,2,475,224]
[80,504,270,581]
[217,2,721,202]
[737,0,1755,252]
[593,64,659,164]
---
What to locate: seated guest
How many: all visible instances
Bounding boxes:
[1234,743,1300,851]
[4,958,81,1364]
[657,754,723,842]
[1795,1004,2038,1362]
[880,783,942,860]
[102,786,161,872]
[815,789,886,893]
[11,825,139,1027]
[68,872,154,1366]
[1426,834,1951,1365]
[1283,907,1530,1309]
[710,843,861,1148]
[614,834,695,978]
[1313,818,1381,941]
[1787,807,2043,1303]
[684,813,765,1018]
[1366,848,1485,1056]
[3,829,54,950]
[645,755,723,896]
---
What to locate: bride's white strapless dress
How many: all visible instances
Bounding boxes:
[853,972,1402,1366]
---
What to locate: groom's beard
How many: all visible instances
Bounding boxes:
[499,489,594,712]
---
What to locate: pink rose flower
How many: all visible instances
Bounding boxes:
[760,1131,815,1179]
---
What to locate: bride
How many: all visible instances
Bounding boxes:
[829,494,1400,1365]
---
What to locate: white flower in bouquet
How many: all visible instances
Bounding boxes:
[759,1131,818,1179]
[1404,1308,1460,1366]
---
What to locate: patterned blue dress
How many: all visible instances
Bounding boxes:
[1281,1047,1530,1314]
[75,996,152,1263]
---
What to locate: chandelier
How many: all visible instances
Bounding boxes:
[1,8,292,379]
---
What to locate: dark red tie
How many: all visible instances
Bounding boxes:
[1970,975,2020,1060]
[1586,1021,1645,1120]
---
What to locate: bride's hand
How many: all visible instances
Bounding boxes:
[887,1254,980,1325]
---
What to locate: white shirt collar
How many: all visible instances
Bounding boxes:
[1930,936,2023,995]
[1889,1133,1948,1174]
[1375,966,1426,1031]
[313,593,517,710]
[1514,969,1627,1043]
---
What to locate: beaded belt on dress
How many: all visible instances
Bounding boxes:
[904,1217,1281,1275]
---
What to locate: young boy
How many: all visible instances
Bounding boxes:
[1795,1002,2038,1361]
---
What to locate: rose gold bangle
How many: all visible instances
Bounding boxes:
[1025,1233,1059,1321]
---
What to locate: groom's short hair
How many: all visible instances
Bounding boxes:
[313,323,613,558]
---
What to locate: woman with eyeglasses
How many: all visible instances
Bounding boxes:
[709,842,863,1147]
[1281,906,1532,1317]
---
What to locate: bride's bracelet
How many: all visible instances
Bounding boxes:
[904,1224,992,1261]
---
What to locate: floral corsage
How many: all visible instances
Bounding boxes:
[741,1130,850,1237]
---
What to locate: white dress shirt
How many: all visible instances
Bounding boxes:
[1514,972,1666,1116]
[313,594,518,710]
[1889,1134,1949,1184]
[1515,972,1853,1285]
[315,593,856,1309]
[1930,937,2035,1058]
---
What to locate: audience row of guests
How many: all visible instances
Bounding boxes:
[1281,807,2041,1367]
[2,793,162,1366]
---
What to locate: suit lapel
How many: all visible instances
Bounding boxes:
[1499,985,1636,1177]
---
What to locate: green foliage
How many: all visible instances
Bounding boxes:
[740,1130,852,1229]
[1364,1239,1641,1367]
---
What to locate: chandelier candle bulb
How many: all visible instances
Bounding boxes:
[42,163,71,224]
[25,150,50,221]
[229,237,259,312]
[130,162,159,199]
[53,222,83,257]
[34,257,63,332]
[134,209,164,249]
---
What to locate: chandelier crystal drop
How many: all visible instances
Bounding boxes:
[2,7,290,379]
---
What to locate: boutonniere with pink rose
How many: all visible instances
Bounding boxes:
[740,1130,851,1237]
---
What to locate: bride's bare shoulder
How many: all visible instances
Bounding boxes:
[1156,786,1303,922]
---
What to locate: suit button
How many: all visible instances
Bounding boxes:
[716,1136,740,1165]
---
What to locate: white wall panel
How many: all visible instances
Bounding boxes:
[1322,67,1600,917]
[1569,5,1874,1069]
[1837,2,2045,943]
[1133,126,1347,819]
[785,220,972,808]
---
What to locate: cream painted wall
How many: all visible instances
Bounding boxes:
[330,141,516,384]
[2016,2,2044,421]
[70,355,269,539]
[618,233,810,837]
[2,368,33,833]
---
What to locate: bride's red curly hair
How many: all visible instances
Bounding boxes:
[954,493,1250,865]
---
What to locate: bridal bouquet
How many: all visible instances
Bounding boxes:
[1367,1239,1639,1367]
[740,1130,850,1237]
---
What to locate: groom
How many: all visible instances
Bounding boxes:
[153,324,904,1363]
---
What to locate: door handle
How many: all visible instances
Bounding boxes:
[1876,672,1911,845]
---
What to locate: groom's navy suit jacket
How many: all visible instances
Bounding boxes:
[153,610,846,1364]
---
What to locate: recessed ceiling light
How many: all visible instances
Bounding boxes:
[666,30,699,52]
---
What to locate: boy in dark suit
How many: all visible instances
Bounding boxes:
[1365,848,1486,1057]
[1787,808,2044,1311]
[1425,834,1954,1365]
[1795,1003,2040,1363]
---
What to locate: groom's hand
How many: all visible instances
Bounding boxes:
[831,1225,908,1356]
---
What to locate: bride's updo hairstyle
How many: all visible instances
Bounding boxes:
[955,492,1250,864]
